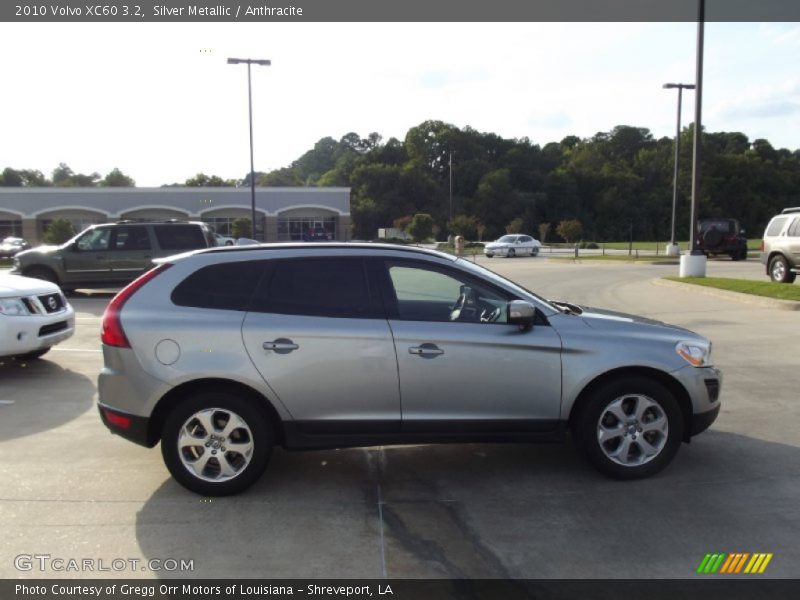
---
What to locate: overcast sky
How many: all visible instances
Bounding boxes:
[1,22,798,186]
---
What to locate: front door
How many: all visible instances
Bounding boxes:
[380,260,562,432]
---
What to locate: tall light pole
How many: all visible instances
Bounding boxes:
[448,151,454,223]
[227,57,271,240]
[663,82,695,257]
[680,0,707,277]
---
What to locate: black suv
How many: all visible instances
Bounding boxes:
[12,221,215,290]
[697,218,748,261]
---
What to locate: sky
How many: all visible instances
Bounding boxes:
[1,21,799,187]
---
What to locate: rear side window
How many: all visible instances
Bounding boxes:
[155,225,208,251]
[171,261,265,311]
[788,218,800,238]
[766,217,787,237]
[251,258,372,318]
[111,226,151,251]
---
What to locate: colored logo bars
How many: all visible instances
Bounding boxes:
[697,553,773,574]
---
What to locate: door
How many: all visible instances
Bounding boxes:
[380,260,562,431]
[241,257,401,432]
[106,225,154,283]
[62,226,113,283]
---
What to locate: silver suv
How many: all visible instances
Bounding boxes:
[98,244,721,495]
[760,207,800,283]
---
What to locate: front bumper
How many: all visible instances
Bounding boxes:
[691,403,720,436]
[672,365,722,438]
[0,310,75,358]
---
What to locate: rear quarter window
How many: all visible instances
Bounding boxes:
[155,225,210,251]
[766,217,787,237]
[171,261,266,311]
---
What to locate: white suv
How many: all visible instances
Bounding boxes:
[0,274,75,360]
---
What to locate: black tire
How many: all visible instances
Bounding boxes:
[532,247,539,257]
[13,347,51,361]
[507,248,516,258]
[24,266,59,285]
[769,255,796,284]
[573,377,684,480]
[161,390,273,496]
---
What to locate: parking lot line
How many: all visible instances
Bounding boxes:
[0,400,15,406]
[51,347,102,353]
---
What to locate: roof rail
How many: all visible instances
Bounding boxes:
[780,207,800,214]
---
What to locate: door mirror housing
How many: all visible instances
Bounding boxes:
[507,300,535,330]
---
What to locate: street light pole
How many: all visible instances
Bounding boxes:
[663,82,695,256]
[227,57,271,240]
[448,151,453,223]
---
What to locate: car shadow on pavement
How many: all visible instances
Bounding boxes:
[134,431,800,579]
[67,291,117,317]
[0,357,95,442]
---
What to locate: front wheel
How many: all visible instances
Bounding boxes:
[161,391,273,496]
[574,377,683,480]
[769,255,796,283]
[507,248,516,258]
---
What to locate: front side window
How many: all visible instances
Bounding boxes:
[251,258,373,318]
[497,235,517,243]
[386,262,508,324]
[76,228,111,251]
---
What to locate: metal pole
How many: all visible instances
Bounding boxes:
[246,62,256,240]
[670,87,682,247]
[689,0,705,255]
[448,151,453,223]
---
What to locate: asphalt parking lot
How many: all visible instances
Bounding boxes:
[1,257,798,579]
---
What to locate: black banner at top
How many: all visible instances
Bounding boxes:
[3,0,800,23]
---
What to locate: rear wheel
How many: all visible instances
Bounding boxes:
[574,377,684,480]
[161,391,273,496]
[769,255,796,283]
[507,248,516,258]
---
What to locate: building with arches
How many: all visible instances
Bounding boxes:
[0,187,351,244]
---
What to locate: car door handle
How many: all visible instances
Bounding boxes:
[408,344,444,357]
[263,339,299,353]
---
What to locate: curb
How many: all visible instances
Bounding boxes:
[653,278,800,311]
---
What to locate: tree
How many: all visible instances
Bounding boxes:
[406,213,434,243]
[476,222,487,241]
[43,218,75,244]
[51,162,99,187]
[231,218,252,239]
[556,219,583,243]
[185,173,237,187]
[538,222,550,243]
[393,215,413,231]
[506,217,524,234]
[101,168,135,187]
[448,214,479,240]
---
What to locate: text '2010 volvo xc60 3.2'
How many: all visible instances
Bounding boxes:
[97,244,721,495]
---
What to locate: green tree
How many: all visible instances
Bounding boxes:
[101,168,135,187]
[406,213,434,243]
[393,215,413,231]
[185,173,237,187]
[556,219,583,243]
[52,163,99,187]
[231,218,252,239]
[506,217,524,234]
[44,218,75,244]
[448,214,479,239]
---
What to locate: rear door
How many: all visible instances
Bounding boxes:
[241,257,401,433]
[106,225,153,283]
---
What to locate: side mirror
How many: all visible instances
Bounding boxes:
[507,300,535,330]
[740,229,746,236]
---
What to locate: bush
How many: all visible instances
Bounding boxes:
[43,218,76,244]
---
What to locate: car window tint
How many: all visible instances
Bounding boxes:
[111,226,151,251]
[171,261,265,311]
[76,228,111,251]
[155,225,207,251]
[253,258,372,318]
[766,217,787,237]
[788,218,800,238]
[387,263,508,323]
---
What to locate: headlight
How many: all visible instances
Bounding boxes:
[676,341,712,367]
[0,297,30,316]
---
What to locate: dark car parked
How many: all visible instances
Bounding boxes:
[697,218,748,261]
[12,221,215,290]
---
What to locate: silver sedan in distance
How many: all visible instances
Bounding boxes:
[484,234,541,258]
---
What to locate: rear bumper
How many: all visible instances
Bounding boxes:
[98,403,155,447]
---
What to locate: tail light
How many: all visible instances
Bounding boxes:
[760,240,764,252]
[101,264,172,348]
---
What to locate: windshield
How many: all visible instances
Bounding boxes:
[497,235,517,243]
[454,257,557,312]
